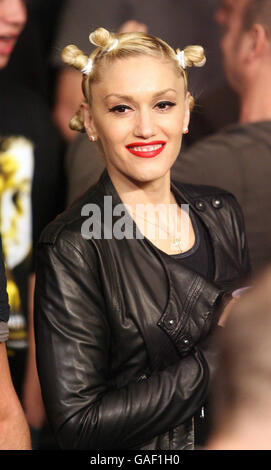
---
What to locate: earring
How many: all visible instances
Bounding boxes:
[183,128,189,134]
[90,135,96,142]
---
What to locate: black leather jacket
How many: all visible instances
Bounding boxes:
[34,171,250,450]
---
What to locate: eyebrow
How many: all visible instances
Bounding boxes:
[103,88,177,101]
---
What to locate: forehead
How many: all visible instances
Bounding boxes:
[92,55,184,99]
[220,0,236,13]
[216,0,247,25]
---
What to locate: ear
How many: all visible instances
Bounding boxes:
[246,23,269,63]
[183,92,191,133]
[81,102,98,139]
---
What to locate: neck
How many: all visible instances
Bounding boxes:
[108,169,173,209]
[239,68,271,123]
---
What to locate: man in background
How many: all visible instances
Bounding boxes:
[173,0,271,274]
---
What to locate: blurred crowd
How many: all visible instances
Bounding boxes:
[1,0,271,451]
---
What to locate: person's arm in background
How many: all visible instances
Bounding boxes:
[0,342,31,449]
[22,273,45,430]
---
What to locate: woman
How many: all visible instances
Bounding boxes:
[34,28,250,450]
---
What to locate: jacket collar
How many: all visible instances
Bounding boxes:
[96,169,243,287]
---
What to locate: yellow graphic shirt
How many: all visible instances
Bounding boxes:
[0,136,34,351]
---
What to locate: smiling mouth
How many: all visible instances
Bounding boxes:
[126,141,166,158]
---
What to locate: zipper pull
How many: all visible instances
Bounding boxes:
[200,406,205,419]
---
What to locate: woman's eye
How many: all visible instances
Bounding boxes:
[109,105,131,113]
[156,101,176,111]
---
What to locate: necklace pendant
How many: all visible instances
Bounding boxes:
[171,238,183,252]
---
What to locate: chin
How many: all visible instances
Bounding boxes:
[0,55,10,69]
[126,166,171,185]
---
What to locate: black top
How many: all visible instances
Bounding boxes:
[157,205,215,281]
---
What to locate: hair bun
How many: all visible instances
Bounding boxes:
[184,45,206,68]
[62,45,89,71]
[89,27,117,51]
[69,109,86,133]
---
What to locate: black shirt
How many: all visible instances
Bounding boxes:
[158,206,214,280]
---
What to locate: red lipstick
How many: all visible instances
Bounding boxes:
[126,141,166,158]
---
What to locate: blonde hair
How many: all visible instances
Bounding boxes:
[62,27,206,133]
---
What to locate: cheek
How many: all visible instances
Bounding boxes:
[163,113,184,139]
[221,27,233,50]
[96,117,130,147]
[221,35,229,56]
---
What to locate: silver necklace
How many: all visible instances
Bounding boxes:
[130,209,183,252]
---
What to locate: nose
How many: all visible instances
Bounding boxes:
[133,108,157,139]
[2,0,27,29]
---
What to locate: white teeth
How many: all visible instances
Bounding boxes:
[131,144,162,152]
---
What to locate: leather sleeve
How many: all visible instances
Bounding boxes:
[34,236,217,450]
